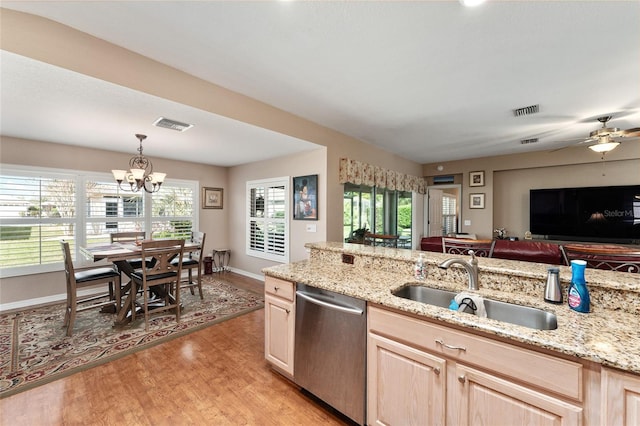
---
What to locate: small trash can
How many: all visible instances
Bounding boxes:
[203,256,213,275]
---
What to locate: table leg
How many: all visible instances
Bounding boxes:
[113,260,136,326]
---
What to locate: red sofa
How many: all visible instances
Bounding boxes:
[420,237,564,265]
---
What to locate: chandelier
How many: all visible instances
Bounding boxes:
[111,134,166,193]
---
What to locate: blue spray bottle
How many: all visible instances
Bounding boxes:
[568,260,590,313]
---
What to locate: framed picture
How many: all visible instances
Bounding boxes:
[469,193,485,209]
[469,170,485,187]
[293,174,318,220]
[202,187,223,209]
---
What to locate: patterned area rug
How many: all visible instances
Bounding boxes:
[0,276,263,398]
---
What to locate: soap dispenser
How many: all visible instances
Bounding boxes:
[414,254,426,281]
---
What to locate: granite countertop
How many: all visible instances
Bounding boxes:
[263,242,640,375]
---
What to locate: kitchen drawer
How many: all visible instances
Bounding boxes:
[265,276,295,301]
[368,305,583,401]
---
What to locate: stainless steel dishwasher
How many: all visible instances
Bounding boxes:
[294,283,367,425]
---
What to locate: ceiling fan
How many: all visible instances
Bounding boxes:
[579,115,640,153]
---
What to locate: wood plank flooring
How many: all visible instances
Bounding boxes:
[0,272,355,426]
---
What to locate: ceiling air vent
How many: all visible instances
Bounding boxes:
[520,138,539,145]
[153,117,194,132]
[513,104,539,117]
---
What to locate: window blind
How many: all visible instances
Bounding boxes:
[247,177,289,263]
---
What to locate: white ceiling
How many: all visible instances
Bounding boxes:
[1,1,639,166]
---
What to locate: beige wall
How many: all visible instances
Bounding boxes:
[229,148,327,277]
[424,141,640,239]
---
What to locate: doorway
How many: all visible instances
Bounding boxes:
[425,184,461,237]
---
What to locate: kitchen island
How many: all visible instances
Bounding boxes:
[263,242,640,425]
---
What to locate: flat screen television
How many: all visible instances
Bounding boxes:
[529,185,640,244]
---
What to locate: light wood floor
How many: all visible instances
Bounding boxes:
[0,272,355,426]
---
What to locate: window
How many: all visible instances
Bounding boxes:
[0,169,76,274]
[0,165,198,277]
[85,177,144,246]
[151,183,194,240]
[247,177,289,263]
[344,183,412,247]
[442,194,458,235]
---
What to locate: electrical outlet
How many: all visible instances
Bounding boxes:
[464,220,471,226]
[342,254,354,264]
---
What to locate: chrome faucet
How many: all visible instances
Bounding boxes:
[439,250,479,291]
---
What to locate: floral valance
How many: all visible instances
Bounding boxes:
[339,158,426,194]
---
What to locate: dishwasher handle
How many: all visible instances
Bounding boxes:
[296,290,364,316]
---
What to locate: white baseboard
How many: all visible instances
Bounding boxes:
[226,267,264,282]
[0,287,109,313]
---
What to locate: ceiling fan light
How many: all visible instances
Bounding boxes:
[588,142,620,153]
[459,0,486,6]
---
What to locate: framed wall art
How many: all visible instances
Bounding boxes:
[469,170,485,187]
[202,187,223,209]
[293,174,318,220]
[469,193,485,209]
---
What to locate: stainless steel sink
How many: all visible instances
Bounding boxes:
[392,285,558,330]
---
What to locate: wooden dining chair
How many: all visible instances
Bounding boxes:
[171,231,206,299]
[560,244,640,273]
[442,237,495,258]
[130,239,185,331]
[109,231,146,243]
[110,231,147,269]
[60,241,121,336]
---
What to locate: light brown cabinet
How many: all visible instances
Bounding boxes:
[368,332,446,425]
[602,367,640,426]
[453,364,581,425]
[367,305,583,426]
[264,276,295,377]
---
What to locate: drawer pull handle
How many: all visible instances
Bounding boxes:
[435,339,467,352]
[274,287,279,292]
[285,308,290,314]
[458,375,466,384]
[433,367,441,375]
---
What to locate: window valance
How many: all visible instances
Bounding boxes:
[339,158,426,194]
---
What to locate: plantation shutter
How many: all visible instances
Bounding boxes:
[151,182,196,239]
[85,177,144,244]
[247,177,289,263]
[0,172,76,268]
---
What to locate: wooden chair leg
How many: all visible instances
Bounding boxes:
[197,266,203,300]
[175,281,181,324]
[131,280,138,322]
[63,286,72,328]
[188,268,195,295]
[66,291,77,337]
[143,283,150,332]
[114,278,121,314]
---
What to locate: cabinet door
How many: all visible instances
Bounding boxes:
[264,293,294,376]
[453,364,582,426]
[367,333,446,426]
[602,367,640,426]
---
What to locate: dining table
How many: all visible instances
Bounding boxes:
[81,240,201,326]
